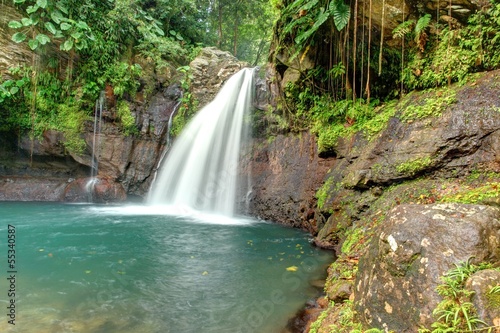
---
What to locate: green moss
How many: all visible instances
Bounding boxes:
[308,302,333,333]
[316,177,334,210]
[57,103,88,154]
[341,227,365,256]
[116,100,137,136]
[396,156,433,176]
[400,90,456,122]
[441,182,499,204]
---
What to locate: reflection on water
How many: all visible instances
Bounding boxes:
[0,203,332,333]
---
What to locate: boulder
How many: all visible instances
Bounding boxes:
[0,177,68,201]
[189,47,249,108]
[63,177,126,203]
[355,203,500,332]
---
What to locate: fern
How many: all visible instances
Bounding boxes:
[393,20,415,39]
[415,14,432,51]
[415,14,432,37]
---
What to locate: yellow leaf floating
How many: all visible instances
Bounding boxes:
[202,271,209,276]
[286,266,298,272]
[38,249,44,252]
[85,270,91,274]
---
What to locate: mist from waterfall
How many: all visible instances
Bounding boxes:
[147,67,256,216]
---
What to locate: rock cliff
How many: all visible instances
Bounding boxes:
[259,70,500,332]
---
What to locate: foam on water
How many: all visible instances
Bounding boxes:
[88,204,259,226]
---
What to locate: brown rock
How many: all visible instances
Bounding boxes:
[355,203,500,332]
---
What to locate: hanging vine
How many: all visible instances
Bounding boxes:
[378,0,385,76]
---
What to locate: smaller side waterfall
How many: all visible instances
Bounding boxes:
[147,67,256,216]
[87,91,105,202]
[148,92,184,191]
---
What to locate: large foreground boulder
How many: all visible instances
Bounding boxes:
[355,203,500,332]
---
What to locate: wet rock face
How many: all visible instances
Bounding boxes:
[0,177,69,201]
[241,132,335,229]
[63,177,127,203]
[354,203,500,332]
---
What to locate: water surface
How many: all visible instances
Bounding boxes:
[0,202,332,333]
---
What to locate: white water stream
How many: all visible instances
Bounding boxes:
[148,67,256,216]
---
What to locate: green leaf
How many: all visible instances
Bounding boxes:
[15,79,25,87]
[60,22,72,31]
[14,0,25,3]
[9,87,19,95]
[75,21,89,30]
[61,39,73,51]
[331,0,350,31]
[28,39,39,50]
[300,0,318,11]
[21,17,33,27]
[45,21,57,35]
[71,32,82,40]
[56,3,69,14]
[12,32,27,43]
[51,10,63,24]
[26,4,39,14]
[36,0,47,8]
[36,33,50,45]
[8,21,23,29]
[3,80,13,88]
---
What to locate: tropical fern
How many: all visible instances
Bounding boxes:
[415,14,432,51]
[393,20,415,39]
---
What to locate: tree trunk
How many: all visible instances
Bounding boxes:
[233,7,239,56]
[217,0,223,49]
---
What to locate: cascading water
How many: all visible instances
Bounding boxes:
[148,92,184,190]
[87,90,105,202]
[147,67,256,216]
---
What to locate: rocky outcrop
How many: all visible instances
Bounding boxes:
[190,47,249,108]
[63,177,127,203]
[354,203,500,332]
[247,70,500,332]
[242,132,335,229]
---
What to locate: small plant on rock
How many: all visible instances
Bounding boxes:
[422,258,492,333]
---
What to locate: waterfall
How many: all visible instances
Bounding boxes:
[87,91,105,202]
[148,92,184,191]
[147,67,256,216]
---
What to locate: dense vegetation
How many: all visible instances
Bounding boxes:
[266,0,500,154]
[0,0,277,153]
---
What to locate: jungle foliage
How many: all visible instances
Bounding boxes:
[0,0,277,153]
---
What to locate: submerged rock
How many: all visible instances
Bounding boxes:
[354,203,500,332]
